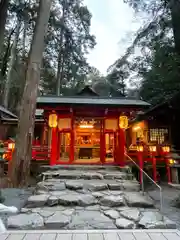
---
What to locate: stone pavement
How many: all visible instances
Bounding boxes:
[1,166,177,230]
[1,230,180,240]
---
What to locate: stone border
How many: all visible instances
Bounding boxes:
[4,229,180,234]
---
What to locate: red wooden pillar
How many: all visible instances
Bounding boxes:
[100,118,105,164]
[152,156,157,182]
[118,128,125,167]
[165,157,171,183]
[114,132,117,163]
[57,132,60,162]
[70,114,74,163]
[50,127,57,165]
[138,152,144,184]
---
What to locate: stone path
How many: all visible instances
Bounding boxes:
[1,166,177,230]
[1,230,180,240]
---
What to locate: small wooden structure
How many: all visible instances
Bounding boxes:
[35,86,150,166]
[0,105,17,140]
[128,92,180,183]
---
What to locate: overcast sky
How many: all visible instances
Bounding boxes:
[84,0,142,75]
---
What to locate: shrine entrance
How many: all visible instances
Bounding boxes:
[74,118,101,164]
[57,131,71,163]
[105,132,116,163]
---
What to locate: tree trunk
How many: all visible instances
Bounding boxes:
[16,20,29,114]
[0,0,9,54]
[56,48,63,96]
[56,0,66,96]
[9,0,52,187]
[0,29,13,99]
[169,0,180,55]
[3,18,21,108]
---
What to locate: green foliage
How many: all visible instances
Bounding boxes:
[41,0,96,96]
[108,0,180,106]
[0,0,96,111]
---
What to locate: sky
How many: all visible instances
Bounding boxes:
[84,0,142,75]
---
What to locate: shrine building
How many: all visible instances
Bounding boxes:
[35,86,150,166]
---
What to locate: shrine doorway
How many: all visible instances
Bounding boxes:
[74,117,101,164]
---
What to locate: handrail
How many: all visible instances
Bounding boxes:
[125,153,163,212]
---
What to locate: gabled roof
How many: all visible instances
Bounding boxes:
[0,105,17,119]
[130,92,180,124]
[37,85,150,108]
[77,85,99,96]
[37,96,150,107]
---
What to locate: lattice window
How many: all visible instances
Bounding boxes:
[149,128,168,144]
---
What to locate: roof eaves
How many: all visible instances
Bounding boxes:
[0,106,17,118]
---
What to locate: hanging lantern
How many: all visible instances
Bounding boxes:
[149,145,157,152]
[8,142,15,150]
[119,115,128,129]
[162,146,170,153]
[137,145,144,152]
[48,113,58,128]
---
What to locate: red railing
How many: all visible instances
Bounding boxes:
[32,145,50,161]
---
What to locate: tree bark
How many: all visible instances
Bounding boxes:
[0,0,9,54]
[169,0,180,55]
[9,0,52,187]
[3,18,21,109]
[56,0,66,96]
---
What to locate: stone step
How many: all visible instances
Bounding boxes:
[4,164,177,230]
[8,190,176,230]
[41,169,134,181]
[26,185,152,209]
[40,165,130,172]
[36,179,140,193]
[7,206,176,230]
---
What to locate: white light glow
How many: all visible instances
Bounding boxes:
[133,126,141,131]
[79,125,94,129]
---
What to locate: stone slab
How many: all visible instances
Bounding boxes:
[58,194,96,206]
[120,209,140,222]
[122,181,140,191]
[69,210,116,229]
[45,212,71,228]
[7,213,44,229]
[100,195,125,207]
[86,182,108,191]
[104,210,120,219]
[36,181,66,192]
[26,195,49,208]
[124,192,154,208]
[65,181,83,190]
[47,196,59,206]
[115,218,134,229]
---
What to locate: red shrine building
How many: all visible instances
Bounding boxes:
[35,86,150,166]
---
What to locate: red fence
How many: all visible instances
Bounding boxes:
[32,145,50,161]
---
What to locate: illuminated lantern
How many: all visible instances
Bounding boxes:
[169,159,174,164]
[8,142,15,150]
[149,145,156,152]
[48,113,58,128]
[137,145,144,152]
[119,115,128,129]
[162,146,170,153]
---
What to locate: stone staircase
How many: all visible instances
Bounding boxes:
[6,165,177,230]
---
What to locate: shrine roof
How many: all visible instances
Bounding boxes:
[0,105,17,118]
[37,96,150,108]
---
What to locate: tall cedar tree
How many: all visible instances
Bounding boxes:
[9,0,52,187]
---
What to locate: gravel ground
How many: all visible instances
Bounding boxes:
[1,188,34,209]
[0,188,34,225]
